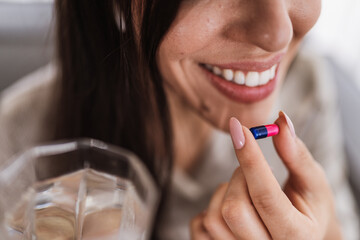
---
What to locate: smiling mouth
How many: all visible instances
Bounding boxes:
[200,62,280,103]
[204,63,277,87]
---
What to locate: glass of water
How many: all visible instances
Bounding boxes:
[0,139,159,240]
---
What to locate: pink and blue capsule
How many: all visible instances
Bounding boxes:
[250,124,279,140]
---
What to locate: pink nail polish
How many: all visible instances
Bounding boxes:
[229,117,245,149]
[281,111,296,138]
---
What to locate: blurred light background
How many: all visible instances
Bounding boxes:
[307,0,360,89]
[0,0,360,90]
[0,0,54,90]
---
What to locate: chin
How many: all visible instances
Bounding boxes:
[198,95,277,133]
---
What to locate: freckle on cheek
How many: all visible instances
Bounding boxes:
[200,102,210,113]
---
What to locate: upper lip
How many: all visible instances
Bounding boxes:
[203,52,285,72]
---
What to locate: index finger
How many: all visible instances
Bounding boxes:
[229,117,294,230]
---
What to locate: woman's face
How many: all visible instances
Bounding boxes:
[157,0,321,130]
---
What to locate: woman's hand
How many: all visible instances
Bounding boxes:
[191,111,342,240]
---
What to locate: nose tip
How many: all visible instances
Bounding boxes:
[225,1,293,52]
[246,17,293,52]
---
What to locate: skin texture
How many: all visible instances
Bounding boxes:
[157,0,321,171]
[158,0,321,130]
[154,0,342,238]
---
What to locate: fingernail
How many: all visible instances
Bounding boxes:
[280,111,296,138]
[229,117,245,149]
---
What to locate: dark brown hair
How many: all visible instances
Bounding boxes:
[54,0,182,236]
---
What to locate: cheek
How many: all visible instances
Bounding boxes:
[158,4,223,61]
[156,6,224,101]
[290,0,321,37]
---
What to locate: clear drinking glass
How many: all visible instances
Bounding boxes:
[0,139,159,240]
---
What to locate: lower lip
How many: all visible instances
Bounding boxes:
[201,66,279,103]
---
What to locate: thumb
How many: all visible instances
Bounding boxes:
[273,111,325,191]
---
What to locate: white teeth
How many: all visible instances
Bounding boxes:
[234,71,245,84]
[259,69,271,85]
[213,66,222,75]
[206,63,277,87]
[223,69,233,81]
[270,64,276,78]
[245,72,259,87]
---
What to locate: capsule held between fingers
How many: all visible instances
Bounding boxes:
[250,124,279,140]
